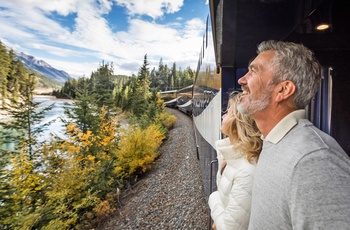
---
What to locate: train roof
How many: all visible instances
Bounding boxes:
[209,0,350,69]
[160,90,177,94]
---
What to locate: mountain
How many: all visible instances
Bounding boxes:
[15,51,71,84]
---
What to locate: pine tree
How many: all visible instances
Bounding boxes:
[63,79,100,134]
[170,62,177,89]
[9,58,28,103]
[149,67,157,89]
[130,55,150,118]
[0,41,11,104]
[91,62,115,110]
[137,55,150,95]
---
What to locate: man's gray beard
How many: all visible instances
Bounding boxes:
[237,89,272,115]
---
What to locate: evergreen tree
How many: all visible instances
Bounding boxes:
[163,64,170,90]
[149,67,157,89]
[91,62,115,110]
[130,55,150,118]
[0,42,11,104]
[170,62,177,89]
[8,58,28,103]
[112,75,130,109]
[59,78,78,98]
[63,79,100,134]
[156,58,168,91]
[184,66,195,86]
[138,55,150,94]
[119,77,137,111]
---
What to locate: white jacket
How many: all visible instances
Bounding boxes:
[208,138,256,230]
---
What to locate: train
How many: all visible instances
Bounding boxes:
[162,0,350,198]
[161,85,193,115]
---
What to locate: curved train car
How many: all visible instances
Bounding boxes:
[176,84,193,115]
[193,0,350,197]
[160,90,177,108]
[161,85,193,115]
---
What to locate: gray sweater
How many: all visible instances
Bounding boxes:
[248,117,350,229]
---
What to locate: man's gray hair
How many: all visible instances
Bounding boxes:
[257,40,322,109]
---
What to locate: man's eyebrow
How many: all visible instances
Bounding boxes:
[248,63,256,70]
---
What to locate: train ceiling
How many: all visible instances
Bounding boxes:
[210,0,350,68]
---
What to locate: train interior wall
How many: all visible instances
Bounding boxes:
[316,50,350,156]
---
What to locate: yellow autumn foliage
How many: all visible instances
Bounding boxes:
[93,200,115,222]
[114,124,165,178]
[156,111,177,129]
[2,103,175,229]
[10,152,45,203]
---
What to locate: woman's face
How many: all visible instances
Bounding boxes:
[221,112,234,136]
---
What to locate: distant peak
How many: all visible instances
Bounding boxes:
[12,50,71,84]
[34,58,52,68]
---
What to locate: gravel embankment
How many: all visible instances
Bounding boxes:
[98,108,210,230]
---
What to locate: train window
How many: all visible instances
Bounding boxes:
[307,66,333,135]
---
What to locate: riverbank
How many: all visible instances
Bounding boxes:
[33,95,74,105]
[0,95,73,122]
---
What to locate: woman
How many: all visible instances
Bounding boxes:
[208,92,262,230]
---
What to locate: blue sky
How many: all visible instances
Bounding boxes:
[0,0,209,78]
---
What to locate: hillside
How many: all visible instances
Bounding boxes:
[2,42,69,94]
[29,69,63,94]
[15,51,71,84]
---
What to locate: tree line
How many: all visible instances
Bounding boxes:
[53,57,195,100]
[0,48,180,228]
[0,41,32,105]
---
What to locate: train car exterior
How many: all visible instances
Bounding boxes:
[161,85,193,114]
[193,0,350,197]
[160,90,177,108]
[176,84,193,115]
[192,14,230,197]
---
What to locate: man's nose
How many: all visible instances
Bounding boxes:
[238,74,247,85]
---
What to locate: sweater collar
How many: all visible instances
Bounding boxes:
[264,109,305,144]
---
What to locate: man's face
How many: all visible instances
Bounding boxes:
[237,51,276,116]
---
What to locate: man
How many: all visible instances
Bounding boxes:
[237,40,350,229]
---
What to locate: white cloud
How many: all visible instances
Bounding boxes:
[114,0,184,19]
[8,0,79,16]
[42,57,100,77]
[0,0,207,78]
[29,43,83,58]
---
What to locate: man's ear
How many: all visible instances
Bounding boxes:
[275,80,296,103]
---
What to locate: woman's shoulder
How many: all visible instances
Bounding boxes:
[226,155,256,172]
[215,137,231,148]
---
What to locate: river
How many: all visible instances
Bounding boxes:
[34,95,74,141]
[0,96,73,150]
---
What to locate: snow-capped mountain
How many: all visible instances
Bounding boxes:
[15,52,71,84]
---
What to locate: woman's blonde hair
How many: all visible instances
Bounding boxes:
[225,93,262,163]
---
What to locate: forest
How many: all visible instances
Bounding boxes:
[0,41,192,229]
